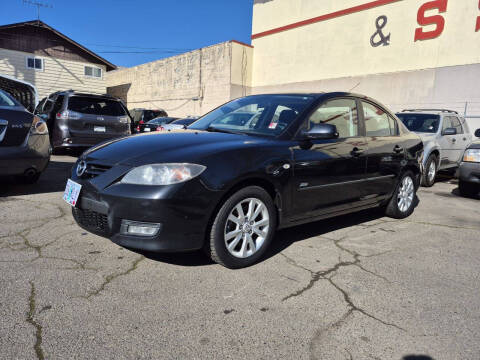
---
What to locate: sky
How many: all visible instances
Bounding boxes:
[0,0,254,68]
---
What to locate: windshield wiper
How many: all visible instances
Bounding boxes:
[205,126,244,135]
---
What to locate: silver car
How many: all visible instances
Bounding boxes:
[396,109,473,187]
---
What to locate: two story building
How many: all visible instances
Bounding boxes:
[0,20,116,101]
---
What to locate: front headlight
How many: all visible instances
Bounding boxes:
[463,149,480,163]
[121,163,206,185]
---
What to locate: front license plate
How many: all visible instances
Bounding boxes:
[144,127,151,132]
[63,179,82,207]
[94,126,106,132]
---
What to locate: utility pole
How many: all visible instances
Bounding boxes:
[22,0,53,22]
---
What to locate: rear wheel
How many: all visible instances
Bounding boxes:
[458,180,479,198]
[206,186,277,269]
[421,154,437,187]
[385,171,417,219]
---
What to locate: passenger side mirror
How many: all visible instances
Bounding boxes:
[442,127,457,136]
[301,123,339,140]
[475,129,480,138]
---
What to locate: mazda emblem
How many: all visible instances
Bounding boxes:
[76,160,87,177]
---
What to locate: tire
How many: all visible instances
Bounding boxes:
[18,172,41,184]
[206,186,277,269]
[385,171,417,219]
[421,154,437,187]
[458,180,479,198]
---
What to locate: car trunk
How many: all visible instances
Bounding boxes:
[0,107,33,146]
[65,96,130,140]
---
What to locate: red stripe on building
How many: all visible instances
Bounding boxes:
[251,0,402,40]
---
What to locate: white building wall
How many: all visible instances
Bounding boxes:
[0,48,107,100]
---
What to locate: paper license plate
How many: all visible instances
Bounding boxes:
[63,179,82,207]
[144,127,151,132]
[94,126,106,132]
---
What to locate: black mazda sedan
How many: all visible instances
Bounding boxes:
[67,93,423,268]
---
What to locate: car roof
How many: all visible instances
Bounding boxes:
[398,109,459,116]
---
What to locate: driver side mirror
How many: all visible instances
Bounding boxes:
[475,129,480,138]
[442,127,457,136]
[301,123,339,140]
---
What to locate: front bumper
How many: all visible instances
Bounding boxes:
[70,171,222,252]
[457,161,480,184]
[0,133,51,176]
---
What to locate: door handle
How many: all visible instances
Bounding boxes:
[452,138,456,143]
[393,145,403,153]
[463,137,467,141]
[351,147,364,157]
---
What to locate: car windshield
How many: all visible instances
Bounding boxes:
[143,110,165,121]
[68,96,127,116]
[189,95,315,137]
[0,89,19,107]
[397,113,440,133]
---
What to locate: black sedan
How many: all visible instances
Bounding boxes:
[136,117,178,133]
[457,128,480,197]
[67,93,423,268]
[0,89,50,183]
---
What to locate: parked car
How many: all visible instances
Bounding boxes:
[160,117,199,131]
[130,108,168,133]
[137,117,179,133]
[66,93,423,268]
[0,88,50,183]
[36,91,131,151]
[457,128,480,197]
[396,109,473,187]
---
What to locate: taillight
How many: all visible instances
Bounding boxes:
[139,120,144,124]
[136,126,140,132]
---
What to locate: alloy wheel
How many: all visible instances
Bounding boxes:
[397,176,414,213]
[224,198,270,259]
[428,161,436,182]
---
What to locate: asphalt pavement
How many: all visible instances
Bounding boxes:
[1,155,479,360]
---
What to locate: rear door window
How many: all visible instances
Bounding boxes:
[362,101,394,137]
[67,97,127,116]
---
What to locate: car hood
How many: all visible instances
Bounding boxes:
[83,130,271,165]
[414,132,437,142]
[467,140,480,149]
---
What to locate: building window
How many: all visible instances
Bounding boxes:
[26,57,43,71]
[84,66,102,78]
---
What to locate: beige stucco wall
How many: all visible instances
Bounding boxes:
[252,0,480,87]
[106,41,253,118]
[0,48,107,100]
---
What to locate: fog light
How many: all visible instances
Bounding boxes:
[120,220,161,237]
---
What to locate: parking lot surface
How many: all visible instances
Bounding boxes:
[1,155,480,360]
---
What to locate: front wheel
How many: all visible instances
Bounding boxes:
[421,154,437,187]
[206,186,277,269]
[385,171,417,219]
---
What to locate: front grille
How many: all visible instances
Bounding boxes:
[72,208,109,234]
[83,163,112,179]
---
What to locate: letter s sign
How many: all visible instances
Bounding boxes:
[414,0,448,41]
[476,0,480,32]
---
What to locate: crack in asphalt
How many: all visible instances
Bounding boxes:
[404,220,480,231]
[281,231,404,334]
[26,281,45,360]
[82,256,145,300]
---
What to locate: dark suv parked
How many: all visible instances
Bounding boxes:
[67,93,424,268]
[35,91,131,151]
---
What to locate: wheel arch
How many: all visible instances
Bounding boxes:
[203,177,282,247]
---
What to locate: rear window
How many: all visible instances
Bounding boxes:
[0,89,18,107]
[67,96,126,116]
[143,110,166,121]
